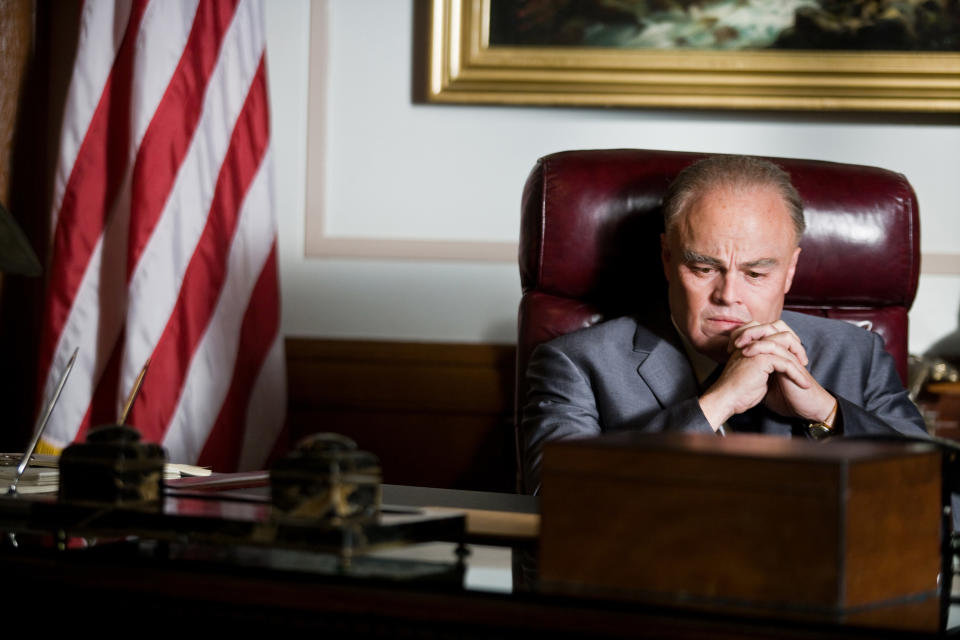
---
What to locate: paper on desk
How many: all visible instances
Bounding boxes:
[0,453,58,468]
[0,467,58,484]
[165,463,213,478]
[0,453,213,494]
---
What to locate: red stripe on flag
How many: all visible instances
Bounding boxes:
[197,241,281,471]
[81,331,125,437]
[126,0,240,280]
[128,56,271,442]
[36,0,148,402]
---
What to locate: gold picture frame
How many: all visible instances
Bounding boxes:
[426,0,960,112]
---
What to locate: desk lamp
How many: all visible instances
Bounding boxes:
[0,200,41,277]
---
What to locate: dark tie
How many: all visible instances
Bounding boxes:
[701,365,805,435]
[700,364,723,393]
[727,406,764,433]
[700,365,769,433]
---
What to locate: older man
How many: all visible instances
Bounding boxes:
[521,155,927,493]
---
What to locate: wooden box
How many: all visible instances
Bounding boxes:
[539,433,942,612]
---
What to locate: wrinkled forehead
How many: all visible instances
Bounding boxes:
[669,183,800,248]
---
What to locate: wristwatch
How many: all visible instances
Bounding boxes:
[806,421,833,440]
[807,399,838,440]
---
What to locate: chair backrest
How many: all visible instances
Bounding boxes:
[516,149,921,490]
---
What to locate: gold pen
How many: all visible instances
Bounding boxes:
[119,358,150,425]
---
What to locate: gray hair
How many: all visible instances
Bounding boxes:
[662,155,805,243]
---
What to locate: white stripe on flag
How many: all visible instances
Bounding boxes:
[162,147,275,463]
[38,0,285,469]
[239,332,286,471]
[131,0,199,149]
[121,0,262,400]
[41,0,194,446]
[49,0,131,236]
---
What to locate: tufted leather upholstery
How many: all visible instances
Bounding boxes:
[516,149,921,488]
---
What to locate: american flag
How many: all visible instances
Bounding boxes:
[35,0,286,471]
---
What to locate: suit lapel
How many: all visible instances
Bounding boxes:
[632,318,699,410]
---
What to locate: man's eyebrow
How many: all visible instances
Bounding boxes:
[740,258,778,269]
[680,249,723,267]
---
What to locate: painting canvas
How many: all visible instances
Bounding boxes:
[426,0,960,111]
[487,0,960,51]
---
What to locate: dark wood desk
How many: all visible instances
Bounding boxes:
[0,540,945,638]
[0,479,951,638]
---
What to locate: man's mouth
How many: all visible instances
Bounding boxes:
[705,316,747,331]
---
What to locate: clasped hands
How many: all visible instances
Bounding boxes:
[698,320,837,431]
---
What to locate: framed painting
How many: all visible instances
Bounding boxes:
[426,0,960,112]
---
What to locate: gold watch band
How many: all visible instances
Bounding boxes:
[807,398,838,440]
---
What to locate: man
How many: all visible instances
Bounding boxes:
[521,155,928,494]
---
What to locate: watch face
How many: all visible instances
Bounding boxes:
[808,423,833,440]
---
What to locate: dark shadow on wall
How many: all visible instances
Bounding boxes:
[0,1,79,451]
[410,0,430,105]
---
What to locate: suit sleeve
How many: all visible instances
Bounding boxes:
[832,331,928,438]
[521,341,713,494]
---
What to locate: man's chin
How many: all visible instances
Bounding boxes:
[692,337,730,362]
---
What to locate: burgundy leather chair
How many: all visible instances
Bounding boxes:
[516,149,921,492]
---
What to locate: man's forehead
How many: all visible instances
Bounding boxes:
[672,184,799,248]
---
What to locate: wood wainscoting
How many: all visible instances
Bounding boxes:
[285,338,518,493]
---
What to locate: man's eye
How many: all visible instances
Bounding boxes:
[690,266,714,275]
[746,271,766,280]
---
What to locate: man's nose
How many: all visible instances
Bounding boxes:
[711,273,740,305]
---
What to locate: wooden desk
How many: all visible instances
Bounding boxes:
[0,537,946,638]
[0,479,951,637]
[540,433,943,615]
[380,484,539,543]
[164,477,540,544]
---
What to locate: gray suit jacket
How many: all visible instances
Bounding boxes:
[521,310,928,493]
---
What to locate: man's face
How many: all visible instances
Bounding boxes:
[661,183,801,362]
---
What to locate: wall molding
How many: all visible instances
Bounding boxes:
[307,236,517,261]
[304,0,328,259]
[303,0,515,263]
[922,252,960,275]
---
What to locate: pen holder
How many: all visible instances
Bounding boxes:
[59,423,167,507]
[270,432,381,524]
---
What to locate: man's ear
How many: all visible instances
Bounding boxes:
[660,233,671,282]
[783,246,801,294]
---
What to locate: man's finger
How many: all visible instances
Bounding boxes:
[728,321,761,352]
[731,322,779,348]
[741,336,805,366]
[762,352,812,389]
[741,331,808,366]
[733,320,801,349]
[740,345,812,389]
[732,320,795,345]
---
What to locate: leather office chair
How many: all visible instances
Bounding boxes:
[516,149,921,492]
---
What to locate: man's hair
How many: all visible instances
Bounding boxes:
[662,155,805,243]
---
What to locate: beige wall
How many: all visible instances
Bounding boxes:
[266,0,960,354]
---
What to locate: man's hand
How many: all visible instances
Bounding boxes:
[729,321,836,424]
[729,320,807,366]
[698,328,811,429]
